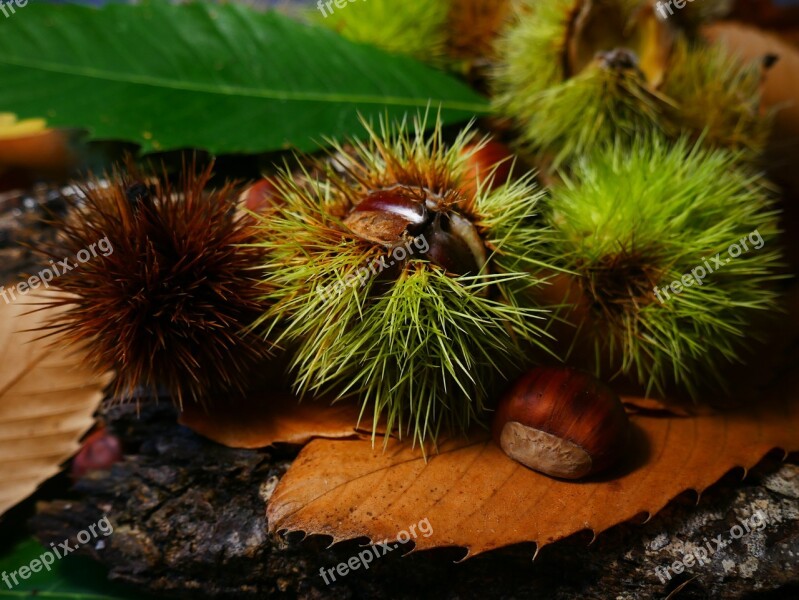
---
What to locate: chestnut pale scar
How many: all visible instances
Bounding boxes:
[499,420,593,479]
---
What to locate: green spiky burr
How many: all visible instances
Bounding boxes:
[662,38,771,155]
[543,135,784,399]
[253,116,558,445]
[316,0,449,62]
[492,0,770,167]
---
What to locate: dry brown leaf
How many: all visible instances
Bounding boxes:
[620,396,692,416]
[0,296,111,518]
[268,368,799,557]
[179,395,385,449]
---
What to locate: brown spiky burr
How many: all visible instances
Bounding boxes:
[36,160,269,406]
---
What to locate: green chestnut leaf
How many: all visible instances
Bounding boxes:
[0,1,489,155]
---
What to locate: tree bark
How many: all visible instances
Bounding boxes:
[30,402,799,599]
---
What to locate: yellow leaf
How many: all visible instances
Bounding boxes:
[0,113,48,140]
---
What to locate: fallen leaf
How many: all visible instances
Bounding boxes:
[620,396,692,416]
[0,296,111,518]
[268,366,799,557]
[179,395,386,449]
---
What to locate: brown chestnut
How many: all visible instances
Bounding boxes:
[343,187,428,246]
[239,178,283,214]
[71,427,123,481]
[460,140,514,200]
[492,367,630,479]
[343,184,488,276]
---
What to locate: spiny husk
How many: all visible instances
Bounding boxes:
[317,0,449,62]
[498,54,674,168]
[446,0,512,62]
[493,0,770,167]
[37,162,270,406]
[493,0,675,167]
[663,38,771,156]
[545,135,784,398]
[254,116,558,446]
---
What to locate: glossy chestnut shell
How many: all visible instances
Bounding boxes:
[492,366,631,479]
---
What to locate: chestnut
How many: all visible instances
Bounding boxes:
[344,187,428,246]
[460,140,514,200]
[71,427,123,480]
[239,177,283,214]
[492,367,630,479]
[343,184,488,276]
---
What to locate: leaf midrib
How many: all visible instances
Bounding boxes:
[0,55,491,113]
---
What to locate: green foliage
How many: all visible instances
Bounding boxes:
[254,116,557,445]
[546,136,784,397]
[315,0,450,62]
[0,1,488,154]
